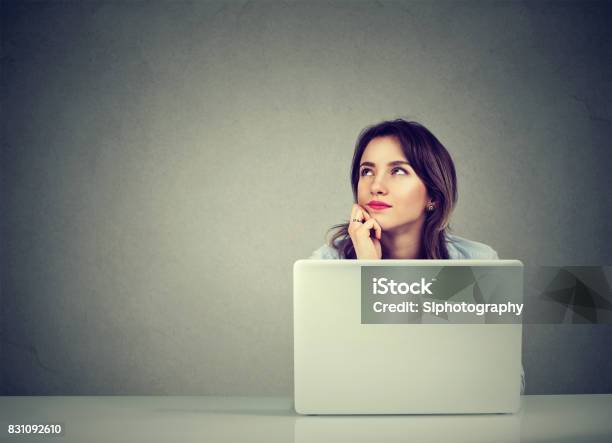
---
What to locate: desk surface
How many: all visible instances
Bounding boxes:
[1,395,611,442]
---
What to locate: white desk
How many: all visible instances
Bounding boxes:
[1,395,611,442]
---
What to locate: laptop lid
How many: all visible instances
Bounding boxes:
[293,259,523,415]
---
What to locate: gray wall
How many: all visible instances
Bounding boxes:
[1,1,611,395]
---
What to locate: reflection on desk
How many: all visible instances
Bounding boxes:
[0,395,610,443]
[296,412,519,443]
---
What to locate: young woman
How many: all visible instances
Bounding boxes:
[311,119,499,260]
[310,119,525,394]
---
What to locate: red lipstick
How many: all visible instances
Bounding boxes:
[367,200,392,210]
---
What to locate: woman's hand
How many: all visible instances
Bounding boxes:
[348,204,382,259]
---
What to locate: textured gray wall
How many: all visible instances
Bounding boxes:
[1,1,611,395]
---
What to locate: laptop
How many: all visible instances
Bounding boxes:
[293,259,523,415]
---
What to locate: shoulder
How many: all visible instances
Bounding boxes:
[309,243,341,260]
[445,233,499,260]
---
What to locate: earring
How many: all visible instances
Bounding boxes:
[427,203,435,211]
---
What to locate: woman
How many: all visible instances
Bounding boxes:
[311,119,498,260]
[310,119,525,393]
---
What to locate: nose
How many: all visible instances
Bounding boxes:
[370,174,388,196]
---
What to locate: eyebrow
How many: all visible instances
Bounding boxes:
[359,160,411,168]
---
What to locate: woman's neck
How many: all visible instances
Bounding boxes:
[381,220,425,259]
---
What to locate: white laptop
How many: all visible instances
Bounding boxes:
[293,259,523,415]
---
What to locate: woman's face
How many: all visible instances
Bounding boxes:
[357,136,431,232]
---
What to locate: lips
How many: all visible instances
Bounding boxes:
[367,200,392,210]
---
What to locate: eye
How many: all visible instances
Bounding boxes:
[391,167,408,175]
[360,168,374,176]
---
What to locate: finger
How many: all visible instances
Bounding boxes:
[350,204,358,222]
[350,204,364,224]
[373,219,382,240]
[364,218,381,240]
[357,204,370,216]
[348,206,362,235]
[359,209,380,239]
[357,218,375,235]
[357,204,371,222]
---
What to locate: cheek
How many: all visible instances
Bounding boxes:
[394,181,428,208]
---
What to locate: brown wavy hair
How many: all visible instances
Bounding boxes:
[328,119,458,259]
